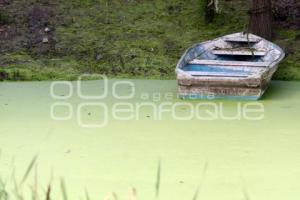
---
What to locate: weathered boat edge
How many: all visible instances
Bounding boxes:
[178,94,261,101]
[175,32,285,101]
[178,85,268,101]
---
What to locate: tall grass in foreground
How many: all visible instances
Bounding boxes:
[0,158,208,200]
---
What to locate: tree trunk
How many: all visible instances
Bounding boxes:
[204,0,216,23]
[248,0,273,40]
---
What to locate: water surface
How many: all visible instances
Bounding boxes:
[0,80,300,200]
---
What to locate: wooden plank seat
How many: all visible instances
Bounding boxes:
[223,37,261,43]
[188,71,250,77]
[188,59,269,67]
[212,49,266,56]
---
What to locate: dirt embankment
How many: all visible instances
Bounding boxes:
[272,0,300,29]
[0,0,299,81]
[0,0,298,59]
[0,0,59,57]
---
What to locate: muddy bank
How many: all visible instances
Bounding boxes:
[273,0,300,29]
[0,0,299,81]
[0,0,59,57]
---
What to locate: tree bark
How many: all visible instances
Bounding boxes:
[248,0,273,40]
[204,0,216,23]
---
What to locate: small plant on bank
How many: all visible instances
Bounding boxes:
[0,11,10,25]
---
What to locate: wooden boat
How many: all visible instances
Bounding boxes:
[176,32,285,100]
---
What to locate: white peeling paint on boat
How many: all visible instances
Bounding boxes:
[176,32,285,100]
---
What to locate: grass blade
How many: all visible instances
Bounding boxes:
[192,186,199,200]
[60,178,68,200]
[155,159,161,199]
[242,182,250,200]
[112,192,118,200]
[31,165,38,200]
[0,179,9,200]
[46,184,51,200]
[85,188,90,200]
[128,186,137,200]
[21,155,38,185]
[192,160,209,200]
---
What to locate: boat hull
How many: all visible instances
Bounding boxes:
[178,85,267,100]
[175,32,285,100]
[177,64,277,100]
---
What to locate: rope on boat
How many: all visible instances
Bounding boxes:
[242,6,269,58]
[243,4,270,49]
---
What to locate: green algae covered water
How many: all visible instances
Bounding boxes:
[0,80,300,200]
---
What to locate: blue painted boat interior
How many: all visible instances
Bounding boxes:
[182,64,246,73]
[216,55,263,62]
[178,42,269,78]
[180,43,264,74]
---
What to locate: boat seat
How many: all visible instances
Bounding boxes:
[188,71,250,77]
[188,59,269,67]
[212,49,266,56]
[223,37,261,43]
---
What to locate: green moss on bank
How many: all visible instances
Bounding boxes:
[273,29,300,80]
[0,0,299,81]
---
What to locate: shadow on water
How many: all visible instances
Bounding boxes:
[261,81,300,101]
